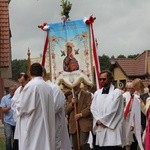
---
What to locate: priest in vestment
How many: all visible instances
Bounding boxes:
[11,73,29,150]
[15,63,55,150]
[91,70,124,150]
[123,82,144,150]
[122,82,134,150]
[43,68,71,150]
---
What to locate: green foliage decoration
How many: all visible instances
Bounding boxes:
[60,0,72,20]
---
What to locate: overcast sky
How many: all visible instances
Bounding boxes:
[9,0,150,60]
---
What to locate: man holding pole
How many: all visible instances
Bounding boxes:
[66,83,93,150]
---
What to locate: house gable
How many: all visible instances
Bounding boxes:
[111,50,150,88]
[115,50,150,77]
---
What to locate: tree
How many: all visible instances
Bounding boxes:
[110,55,115,59]
[99,54,111,71]
[127,54,139,58]
[117,54,126,58]
[12,59,28,81]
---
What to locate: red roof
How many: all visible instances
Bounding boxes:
[0,0,11,68]
[115,50,150,77]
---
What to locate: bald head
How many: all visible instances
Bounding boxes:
[126,82,135,95]
[126,82,133,88]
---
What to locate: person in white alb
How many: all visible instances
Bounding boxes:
[90,70,124,150]
[43,68,71,150]
[14,63,55,150]
[11,72,29,150]
[123,82,144,150]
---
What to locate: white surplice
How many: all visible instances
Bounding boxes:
[15,77,55,150]
[46,80,71,150]
[11,86,22,122]
[91,84,124,147]
[123,91,134,145]
[123,91,144,150]
[11,86,24,140]
[127,94,144,150]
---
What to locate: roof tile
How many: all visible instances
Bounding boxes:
[0,0,11,68]
[116,50,150,76]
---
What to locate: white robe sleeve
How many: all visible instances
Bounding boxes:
[100,89,124,129]
[16,85,38,116]
[91,89,124,130]
[91,87,124,146]
[91,90,101,120]
[11,87,21,110]
[53,86,65,113]
[128,96,144,150]
[11,87,21,121]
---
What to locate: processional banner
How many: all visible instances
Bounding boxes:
[48,19,94,88]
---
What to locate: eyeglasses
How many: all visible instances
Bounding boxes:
[99,78,106,81]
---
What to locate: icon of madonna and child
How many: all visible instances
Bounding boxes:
[63,42,79,72]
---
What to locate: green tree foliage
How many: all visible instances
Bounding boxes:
[127,54,139,58]
[99,54,111,71]
[110,55,115,59]
[11,53,140,81]
[117,54,126,58]
[12,59,28,81]
[60,0,72,20]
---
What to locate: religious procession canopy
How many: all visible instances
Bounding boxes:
[39,16,100,88]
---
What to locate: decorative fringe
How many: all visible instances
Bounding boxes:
[80,81,84,89]
[60,83,64,90]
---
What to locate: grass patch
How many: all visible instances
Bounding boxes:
[0,137,5,150]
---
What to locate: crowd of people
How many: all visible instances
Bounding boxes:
[0,63,150,150]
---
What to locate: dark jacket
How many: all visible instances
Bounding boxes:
[66,90,93,134]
